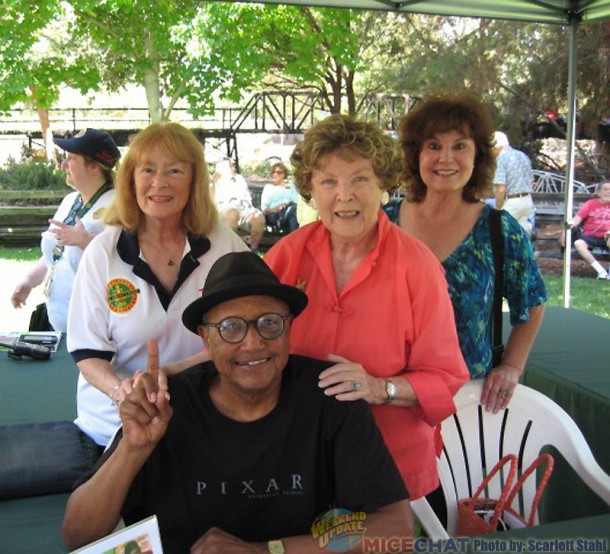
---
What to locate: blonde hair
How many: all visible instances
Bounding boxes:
[105,123,217,234]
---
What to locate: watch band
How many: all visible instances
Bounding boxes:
[384,379,396,404]
[268,539,285,553]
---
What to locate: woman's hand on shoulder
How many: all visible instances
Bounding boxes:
[318,354,386,405]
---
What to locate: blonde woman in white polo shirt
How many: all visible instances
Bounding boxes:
[67,123,247,453]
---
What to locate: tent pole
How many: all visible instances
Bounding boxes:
[562,20,579,308]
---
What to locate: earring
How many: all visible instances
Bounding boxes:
[381,191,390,205]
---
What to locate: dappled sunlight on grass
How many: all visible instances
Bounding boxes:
[543,275,610,320]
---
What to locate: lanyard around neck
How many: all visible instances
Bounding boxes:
[53,181,112,260]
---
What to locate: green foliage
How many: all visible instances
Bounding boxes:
[0,1,101,112]
[240,160,274,180]
[1,3,608,144]
[0,161,66,191]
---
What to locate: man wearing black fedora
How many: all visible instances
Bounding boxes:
[63,252,413,554]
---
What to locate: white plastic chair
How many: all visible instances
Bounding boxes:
[411,380,610,538]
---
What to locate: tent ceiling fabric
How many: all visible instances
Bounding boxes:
[227,0,610,24]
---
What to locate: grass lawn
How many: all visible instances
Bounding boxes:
[0,245,41,262]
[543,274,609,320]
[0,246,607,320]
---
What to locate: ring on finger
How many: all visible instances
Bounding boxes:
[351,380,361,391]
[499,388,509,399]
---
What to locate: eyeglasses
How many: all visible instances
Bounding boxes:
[201,313,292,344]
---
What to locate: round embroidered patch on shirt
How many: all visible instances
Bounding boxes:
[107,278,140,313]
[92,207,107,220]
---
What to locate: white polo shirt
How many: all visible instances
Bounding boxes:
[67,223,247,446]
[41,188,115,332]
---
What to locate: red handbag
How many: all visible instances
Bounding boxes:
[457,453,554,535]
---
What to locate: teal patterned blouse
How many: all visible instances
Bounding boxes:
[383,201,547,378]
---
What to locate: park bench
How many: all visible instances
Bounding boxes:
[0,185,287,250]
[0,191,65,247]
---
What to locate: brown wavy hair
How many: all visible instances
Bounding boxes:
[105,122,217,234]
[290,114,403,201]
[398,92,496,203]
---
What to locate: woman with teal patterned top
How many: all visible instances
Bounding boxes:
[394,92,546,414]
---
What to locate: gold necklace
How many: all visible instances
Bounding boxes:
[140,234,184,268]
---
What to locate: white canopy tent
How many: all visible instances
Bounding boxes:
[215,0,610,305]
[224,1,610,24]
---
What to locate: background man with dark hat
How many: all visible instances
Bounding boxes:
[63,251,413,554]
[11,128,120,332]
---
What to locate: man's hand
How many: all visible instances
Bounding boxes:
[49,217,92,250]
[191,527,266,554]
[119,340,172,450]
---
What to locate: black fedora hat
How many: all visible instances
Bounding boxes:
[182,252,308,334]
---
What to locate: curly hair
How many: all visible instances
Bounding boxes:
[104,122,217,235]
[290,114,403,201]
[398,92,496,203]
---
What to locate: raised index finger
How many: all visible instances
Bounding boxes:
[147,339,159,381]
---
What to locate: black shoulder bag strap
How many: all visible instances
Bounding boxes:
[489,209,505,367]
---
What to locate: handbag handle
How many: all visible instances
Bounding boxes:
[504,453,555,527]
[471,454,518,529]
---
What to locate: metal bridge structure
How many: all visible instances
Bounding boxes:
[0,91,416,166]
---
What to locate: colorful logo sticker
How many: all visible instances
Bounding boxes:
[107,278,140,314]
[310,508,366,552]
[92,207,107,220]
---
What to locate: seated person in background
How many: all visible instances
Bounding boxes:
[213,159,265,251]
[62,252,413,554]
[561,180,610,280]
[261,162,299,233]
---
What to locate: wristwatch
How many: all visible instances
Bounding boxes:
[384,379,396,404]
[268,539,285,553]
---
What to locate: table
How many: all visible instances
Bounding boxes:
[0,339,77,554]
[1,310,609,551]
[513,307,610,522]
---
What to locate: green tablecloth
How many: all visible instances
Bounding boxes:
[0,340,77,554]
[1,310,609,550]
[516,307,610,522]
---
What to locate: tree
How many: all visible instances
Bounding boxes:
[380,15,610,150]
[0,1,101,159]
